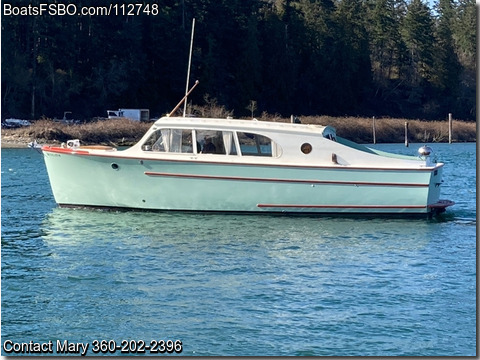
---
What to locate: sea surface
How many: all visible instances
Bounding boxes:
[1,143,476,356]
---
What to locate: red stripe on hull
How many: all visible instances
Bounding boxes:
[41,146,89,155]
[144,171,428,187]
[257,204,427,209]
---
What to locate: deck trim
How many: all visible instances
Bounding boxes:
[42,146,442,172]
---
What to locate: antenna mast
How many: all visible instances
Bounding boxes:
[183,18,195,117]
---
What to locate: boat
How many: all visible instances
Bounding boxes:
[40,20,453,217]
[40,116,454,216]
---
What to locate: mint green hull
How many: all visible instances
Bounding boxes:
[43,151,443,215]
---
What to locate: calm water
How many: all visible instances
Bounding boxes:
[1,143,476,356]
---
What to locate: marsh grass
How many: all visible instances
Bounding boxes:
[2,115,476,146]
[3,118,151,146]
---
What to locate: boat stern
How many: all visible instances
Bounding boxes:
[425,163,454,215]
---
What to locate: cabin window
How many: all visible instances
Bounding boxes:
[142,129,193,153]
[196,130,224,154]
[195,130,237,155]
[236,132,281,157]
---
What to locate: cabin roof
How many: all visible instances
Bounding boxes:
[155,116,335,137]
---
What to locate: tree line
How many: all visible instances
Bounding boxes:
[1,0,476,121]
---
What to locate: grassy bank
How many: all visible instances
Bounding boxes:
[1,118,150,148]
[1,116,476,148]
[297,116,476,144]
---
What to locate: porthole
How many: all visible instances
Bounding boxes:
[301,143,312,154]
[111,163,119,170]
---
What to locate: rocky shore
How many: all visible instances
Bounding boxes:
[1,135,33,148]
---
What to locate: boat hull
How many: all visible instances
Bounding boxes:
[42,148,449,216]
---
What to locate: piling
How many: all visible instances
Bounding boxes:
[372,116,376,144]
[448,113,453,144]
[404,122,409,147]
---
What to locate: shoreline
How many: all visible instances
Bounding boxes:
[1,117,476,149]
[1,138,41,148]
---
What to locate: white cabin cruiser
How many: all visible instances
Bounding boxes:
[41,116,454,216]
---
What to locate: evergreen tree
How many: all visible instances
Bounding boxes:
[365,0,410,116]
[401,0,436,86]
[431,0,461,114]
[257,0,298,114]
[400,0,436,115]
[367,0,406,85]
[234,12,263,115]
[294,0,338,114]
[334,0,372,114]
[1,16,32,118]
[451,0,476,118]
[0,0,476,120]
[452,0,476,67]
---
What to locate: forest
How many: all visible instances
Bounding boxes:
[1,0,476,121]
